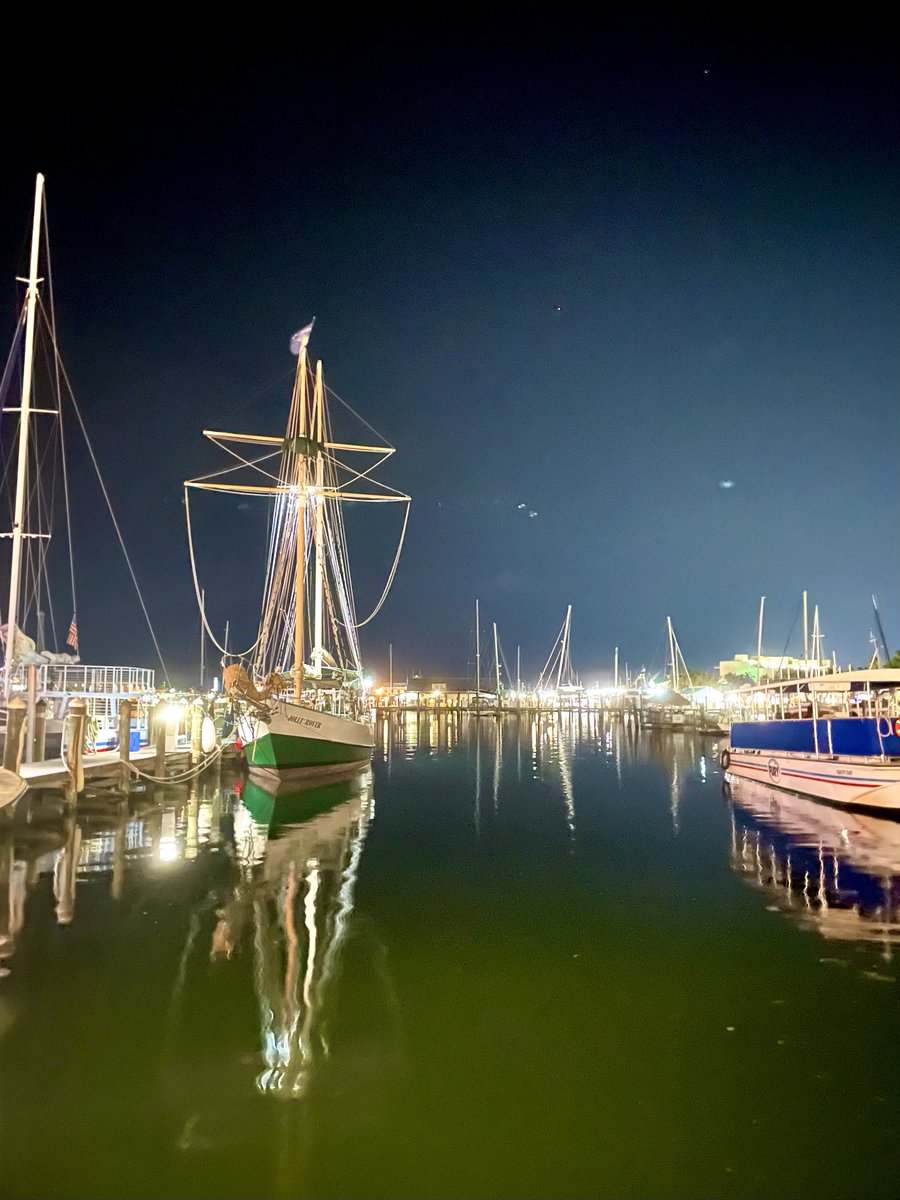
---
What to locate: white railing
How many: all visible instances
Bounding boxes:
[36,664,156,695]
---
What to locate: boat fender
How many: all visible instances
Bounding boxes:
[720,749,731,771]
[895,718,900,737]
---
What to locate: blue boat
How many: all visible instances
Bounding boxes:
[721,669,900,812]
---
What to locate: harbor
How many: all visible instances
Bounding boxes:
[4,719,900,1199]
[3,20,900,1200]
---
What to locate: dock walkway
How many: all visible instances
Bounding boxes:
[18,747,187,788]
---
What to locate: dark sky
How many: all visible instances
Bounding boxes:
[2,18,898,685]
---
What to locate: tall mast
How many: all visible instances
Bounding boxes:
[493,622,501,696]
[614,645,619,690]
[389,642,393,693]
[556,604,572,693]
[200,587,206,689]
[756,595,766,684]
[293,349,309,700]
[802,590,809,663]
[475,599,481,704]
[666,616,677,692]
[312,360,325,675]
[4,173,44,696]
[516,644,521,695]
[812,605,821,674]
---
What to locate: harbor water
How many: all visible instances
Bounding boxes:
[2,714,900,1198]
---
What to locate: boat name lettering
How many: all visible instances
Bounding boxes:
[284,712,322,730]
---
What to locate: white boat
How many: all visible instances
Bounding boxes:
[721,669,900,811]
[186,324,410,777]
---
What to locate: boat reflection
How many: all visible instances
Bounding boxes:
[217,767,374,1099]
[727,775,900,955]
[0,777,235,975]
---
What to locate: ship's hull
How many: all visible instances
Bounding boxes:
[238,700,374,777]
[724,751,900,810]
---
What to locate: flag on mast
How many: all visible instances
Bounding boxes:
[290,318,315,356]
[66,614,78,652]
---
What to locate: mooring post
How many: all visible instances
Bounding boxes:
[190,701,203,765]
[118,698,132,787]
[3,696,27,774]
[24,665,37,764]
[154,702,166,779]
[64,696,87,794]
[33,698,48,763]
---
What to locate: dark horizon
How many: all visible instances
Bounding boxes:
[1,20,898,687]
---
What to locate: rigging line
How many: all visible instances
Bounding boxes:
[538,615,567,687]
[322,448,395,489]
[40,209,77,624]
[336,498,410,629]
[41,318,170,681]
[184,487,264,659]
[0,304,26,415]
[325,382,396,450]
[777,598,802,672]
[197,440,283,482]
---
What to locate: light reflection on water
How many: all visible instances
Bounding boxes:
[726,775,900,959]
[5,717,900,975]
[3,715,900,1196]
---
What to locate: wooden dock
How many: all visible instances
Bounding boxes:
[16,746,189,788]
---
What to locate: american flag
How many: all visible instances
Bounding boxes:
[289,318,315,356]
[66,614,78,652]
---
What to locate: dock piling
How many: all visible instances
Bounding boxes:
[118,699,132,787]
[64,697,87,794]
[2,697,27,774]
[33,698,48,763]
[153,703,166,778]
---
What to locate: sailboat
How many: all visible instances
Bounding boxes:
[1,174,160,764]
[186,327,409,777]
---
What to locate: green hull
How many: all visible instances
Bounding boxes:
[244,730,372,771]
[240,774,366,830]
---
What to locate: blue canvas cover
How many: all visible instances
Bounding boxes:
[731,718,900,757]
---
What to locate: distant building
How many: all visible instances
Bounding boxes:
[371,674,488,708]
[718,653,828,681]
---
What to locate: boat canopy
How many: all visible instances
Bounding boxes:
[738,669,900,695]
[731,717,900,757]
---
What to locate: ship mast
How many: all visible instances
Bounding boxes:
[667,616,677,692]
[293,349,309,700]
[312,360,325,676]
[4,173,44,697]
[493,622,501,696]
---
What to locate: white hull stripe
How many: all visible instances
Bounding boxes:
[729,757,891,789]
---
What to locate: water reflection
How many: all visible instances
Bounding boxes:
[219,769,374,1099]
[727,775,900,957]
[0,776,236,976]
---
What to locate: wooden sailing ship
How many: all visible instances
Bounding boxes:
[186,327,409,777]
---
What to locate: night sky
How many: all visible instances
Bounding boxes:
[2,19,898,686]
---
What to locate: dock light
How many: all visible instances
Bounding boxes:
[160,702,186,724]
[157,836,179,863]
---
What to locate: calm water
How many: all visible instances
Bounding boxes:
[2,714,900,1199]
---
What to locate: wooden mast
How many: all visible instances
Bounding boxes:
[4,173,44,696]
[293,349,309,700]
[312,360,325,676]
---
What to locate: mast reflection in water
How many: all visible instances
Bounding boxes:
[216,770,374,1099]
